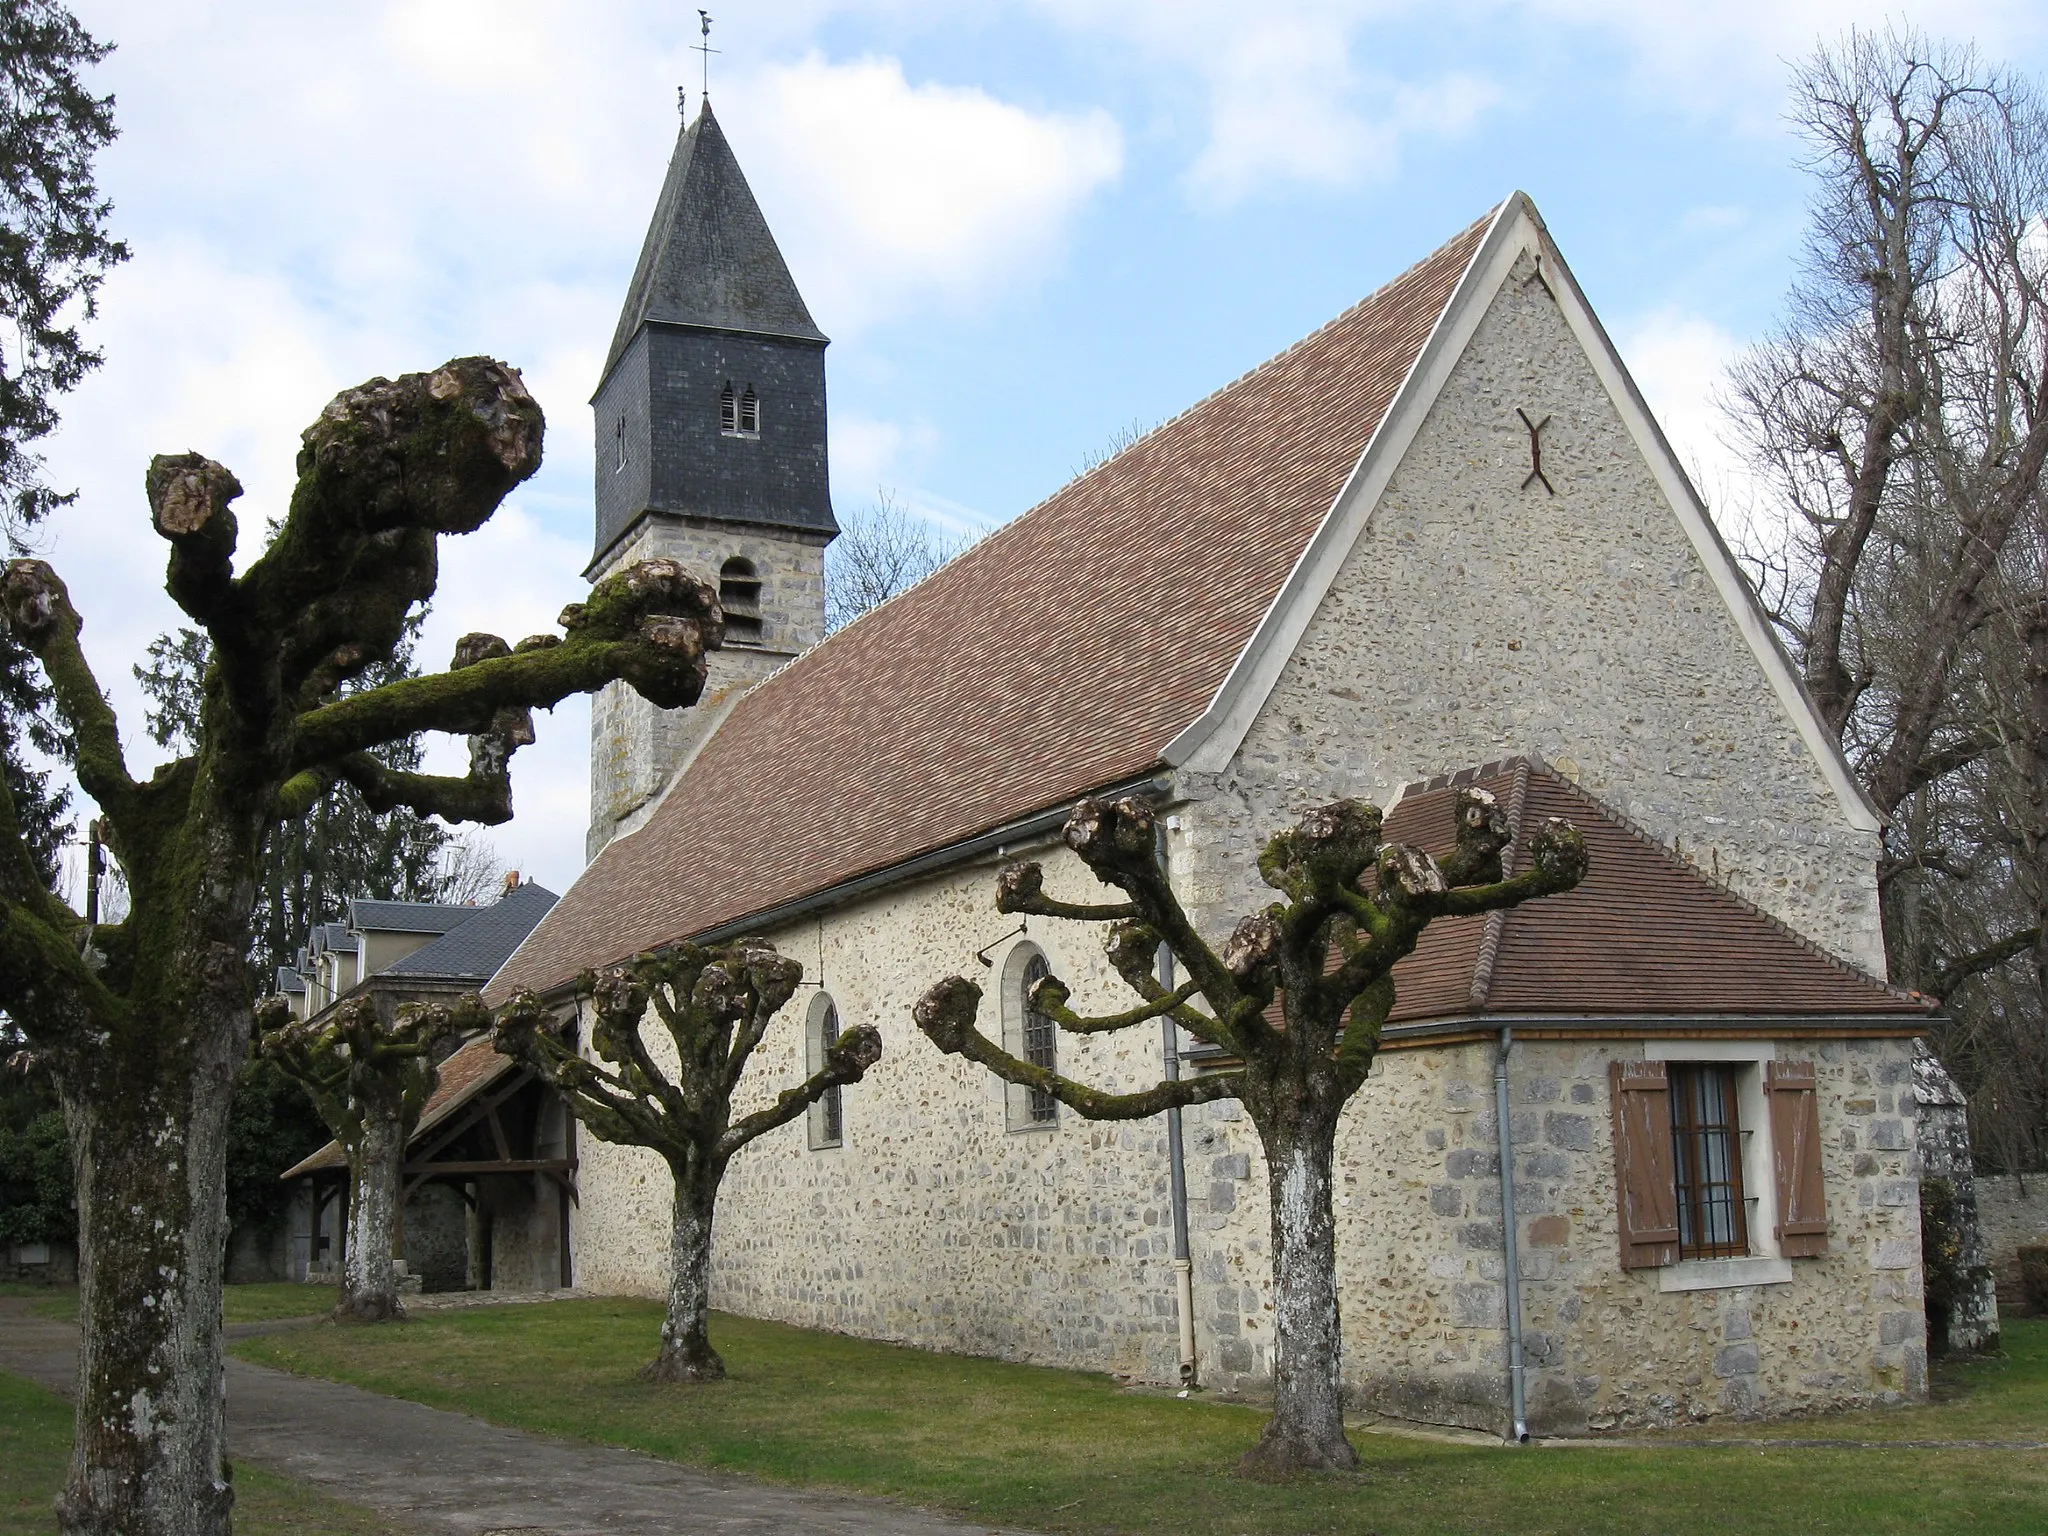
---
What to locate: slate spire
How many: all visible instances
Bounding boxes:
[605,100,825,380]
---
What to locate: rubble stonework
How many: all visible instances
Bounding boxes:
[1186,255,1883,976]
[587,514,827,855]
[562,218,1924,1433]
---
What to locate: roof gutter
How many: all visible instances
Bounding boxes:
[526,771,1176,1005]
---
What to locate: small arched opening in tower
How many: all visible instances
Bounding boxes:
[719,557,764,645]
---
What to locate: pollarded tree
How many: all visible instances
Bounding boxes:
[0,356,723,1536]
[494,942,883,1382]
[257,993,484,1322]
[913,790,1586,1476]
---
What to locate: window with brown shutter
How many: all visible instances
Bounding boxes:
[1609,1060,1681,1269]
[1669,1064,1748,1259]
[1766,1060,1829,1257]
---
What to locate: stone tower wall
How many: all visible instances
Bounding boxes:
[587,513,827,856]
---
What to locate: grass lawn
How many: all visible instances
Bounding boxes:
[233,1299,2048,1536]
[24,1282,337,1325]
[0,1370,404,1536]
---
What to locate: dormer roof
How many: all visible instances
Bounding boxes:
[604,100,825,381]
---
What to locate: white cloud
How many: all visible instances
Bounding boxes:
[1516,0,2048,121]
[721,53,1123,332]
[1615,307,1751,519]
[39,4,1128,894]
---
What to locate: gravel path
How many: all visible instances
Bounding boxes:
[0,1297,1019,1535]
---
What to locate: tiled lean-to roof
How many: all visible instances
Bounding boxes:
[1379,760,1932,1023]
[490,210,1497,1002]
[281,1035,520,1180]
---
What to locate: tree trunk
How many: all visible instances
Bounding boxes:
[56,1031,238,1536]
[1238,1095,1357,1477]
[335,1111,406,1324]
[643,1172,722,1382]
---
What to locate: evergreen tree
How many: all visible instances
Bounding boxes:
[0,0,129,892]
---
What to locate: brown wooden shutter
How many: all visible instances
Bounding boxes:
[1610,1060,1680,1269]
[1767,1059,1829,1257]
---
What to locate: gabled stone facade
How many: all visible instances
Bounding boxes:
[521,188,1933,1436]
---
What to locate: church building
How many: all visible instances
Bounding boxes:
[486,101,1935,1437]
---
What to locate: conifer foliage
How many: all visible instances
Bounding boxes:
[915,788,1586,1475]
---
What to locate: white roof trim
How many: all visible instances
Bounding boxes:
[1162,191,1880,836]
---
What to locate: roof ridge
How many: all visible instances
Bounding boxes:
[1466,757,1532,1011]
[1519,761,1931,1010]
[1068,204,1503,489]
[678,209,1507,765]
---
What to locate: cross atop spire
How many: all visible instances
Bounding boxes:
[694,10,718,99]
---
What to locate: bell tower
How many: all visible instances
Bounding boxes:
[587,99,835,858]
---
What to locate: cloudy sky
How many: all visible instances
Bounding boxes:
[39,0,2048,899]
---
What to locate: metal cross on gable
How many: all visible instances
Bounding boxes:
[1516,407,1555,496]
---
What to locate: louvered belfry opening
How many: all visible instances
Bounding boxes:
[718,557,763,645]
[718,381,738,433]
[1022,952,1058,1122]
[1669,1063,1748,1258]
[738,385,760,434]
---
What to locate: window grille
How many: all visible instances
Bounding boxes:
[816,1000,843,1145]
[1022,952,1057,1123]
[1669,1063,1748,1258]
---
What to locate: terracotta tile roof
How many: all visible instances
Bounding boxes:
[1379,760,1931,1022]
[279,1035,519,1179]
[491,209,1496,1001]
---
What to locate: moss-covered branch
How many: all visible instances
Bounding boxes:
[718,1022,884,1158]
[1,559,137,819]
[289,562,721,770]
[1026,966,1205,1035]
[913,975,1243,1120]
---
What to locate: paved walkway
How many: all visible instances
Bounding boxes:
[0,1298,1017,1535]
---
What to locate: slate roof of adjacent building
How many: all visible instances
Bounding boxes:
[603,100,826,378]
[309,923,356,955]
[282,1035,519,1180]
[490,208,1495,1003]
[346,898,477,936]
[1379,759,1932,1023]
[385,883,559,979]
[275,966,305,996]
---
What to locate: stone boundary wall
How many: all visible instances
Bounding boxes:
[1976,1174,2048,1308]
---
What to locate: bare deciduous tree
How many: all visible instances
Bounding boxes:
[913,789,1585,1475]
[1728,29,2048,1165]
[493,942,882,1382]
[0,356,722,1536]
[823,493,965,630]
[256,993,482,1321]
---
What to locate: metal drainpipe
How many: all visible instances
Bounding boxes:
[1496,1024,1530,1444]
[1156,820,1198,1388]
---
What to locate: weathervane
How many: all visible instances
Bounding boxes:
[694,10,719,100]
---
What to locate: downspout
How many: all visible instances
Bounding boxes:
[1496,1024,1529,1443]
[1156,819,1198,1389]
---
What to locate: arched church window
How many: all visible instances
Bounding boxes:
[719,557,763,646]
[1002,943,1059,1129]
[807,993,845,1148]
[737,385,760,434]
[718,382,737,434]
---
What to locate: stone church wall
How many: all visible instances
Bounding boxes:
[1181,253,1885,977]
[569,243,1914,1431]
